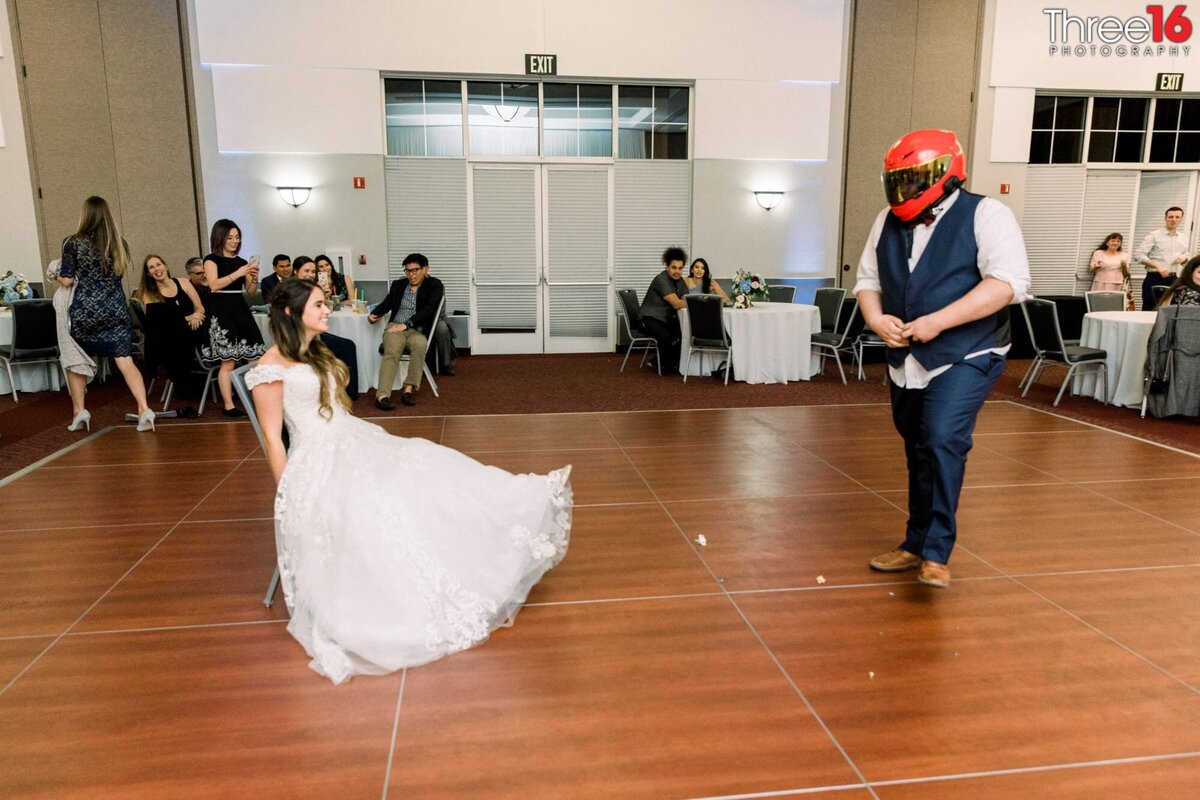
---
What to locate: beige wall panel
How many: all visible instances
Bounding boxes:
[15,0,120,260]
[841,0,918,276]
[98,0,201,285]
[911,0,980,151]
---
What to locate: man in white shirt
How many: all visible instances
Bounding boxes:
[1137,207,1190,310]
[854,129,1031,588]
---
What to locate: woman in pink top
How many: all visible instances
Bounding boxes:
[1090,232,1130,292]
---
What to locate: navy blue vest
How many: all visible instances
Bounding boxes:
[876,190,1011,370]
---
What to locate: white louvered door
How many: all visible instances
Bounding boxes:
[542,166,613,352]
[470,165,543,353]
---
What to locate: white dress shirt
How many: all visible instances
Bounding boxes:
[853,191,1033,389]
[1137,227,1190,274]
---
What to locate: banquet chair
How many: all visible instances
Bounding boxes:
[161,349,221,413]
[616,288,661,375]
[0,299,66,402]
[231,362,284,608]
[1020,298,1108,406]
[683,294,732,384]
[1152,284,1169,307]
[376,297,441,397]
[766,285,796,303]
[1085,291,1125,313]
[812,298,861,385]
[854,332,888,383]
[813,287,846,333]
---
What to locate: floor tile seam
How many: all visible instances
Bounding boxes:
[380,668,407,800]
[687,750,1200,800]
[0,520,172,535]
[524,590,729,608]
[0,425,116,488]
[0,452,255,700]
[1004,562,1200,579]
[1071,481,1200,542]
[715,591,880,799]
[1001,399,1200,459]
[39,457,256,470]
[461,445,624,455]
[959,440,1073,483]
[605,412,881,798]
[999,573,1200,696]
[0,633,57,643]
[62,618,290,637]
[438,416,446,445]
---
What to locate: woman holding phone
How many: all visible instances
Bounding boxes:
[200,218,266,417]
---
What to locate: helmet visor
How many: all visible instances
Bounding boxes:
[882,155,952,205]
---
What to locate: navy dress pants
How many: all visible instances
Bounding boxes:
[889,353,1005,564]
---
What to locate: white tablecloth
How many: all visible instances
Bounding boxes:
[254,310,382,393]
[679,303,821,384]
[0,309,63,396]
[1072,310,1156,407]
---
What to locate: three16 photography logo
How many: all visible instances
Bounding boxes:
[1045,5,1193,57]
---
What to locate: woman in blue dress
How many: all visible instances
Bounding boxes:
[56,196,155,433]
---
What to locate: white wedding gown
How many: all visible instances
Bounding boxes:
[245,363,572,684]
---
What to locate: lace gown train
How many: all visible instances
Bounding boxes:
[246,363,572,684]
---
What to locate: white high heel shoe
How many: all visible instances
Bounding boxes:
[67,409,91,432]
[136,409,156,432]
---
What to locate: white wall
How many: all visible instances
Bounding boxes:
[189,0,848,282]
[0,2,44,280]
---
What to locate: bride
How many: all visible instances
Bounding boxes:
[247,279,572,684]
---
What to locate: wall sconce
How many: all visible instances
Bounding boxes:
[754,191,784,211]
[277,186,311,207]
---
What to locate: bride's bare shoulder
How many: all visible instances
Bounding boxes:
[258,347,299,368]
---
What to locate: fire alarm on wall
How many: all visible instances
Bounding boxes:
[353,177,366,189]
[999,183,1011,194]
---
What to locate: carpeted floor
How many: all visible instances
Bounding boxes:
[3,352,1198,479]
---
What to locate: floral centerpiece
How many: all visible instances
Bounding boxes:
[0,271,34,307]
[730,268,770,308]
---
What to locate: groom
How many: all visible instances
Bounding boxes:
[369,253,444,409]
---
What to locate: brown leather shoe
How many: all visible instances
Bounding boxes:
[869,547,921,572]
[918,560,950,588]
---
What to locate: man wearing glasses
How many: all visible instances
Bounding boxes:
[368,253,444,409]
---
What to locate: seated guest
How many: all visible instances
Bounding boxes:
[1162,255,1200,307]
[260,253,292,302]
[185,256,211,302]
[639,247,688,374]
[293,256,317,281]
[684,257,730,302]
[315,254,356,302]
[369,252,443,408]
[136,254,206,402]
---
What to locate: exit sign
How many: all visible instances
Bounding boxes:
[1158,73,1184,92]
[526,54,557,75]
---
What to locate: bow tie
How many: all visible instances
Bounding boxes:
[907,213,937,228]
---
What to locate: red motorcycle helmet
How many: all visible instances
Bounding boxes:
[881,129,966,223]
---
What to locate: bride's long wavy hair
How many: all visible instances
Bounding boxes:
[268,279,352,419]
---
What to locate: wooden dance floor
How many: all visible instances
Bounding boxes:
[2,401,1200,798]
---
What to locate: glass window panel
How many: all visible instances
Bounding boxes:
[1176,131,1200,162]
[543,83,612,158]
[1114,131,1144,162]
[618,85,653,159]
[1155,98,1181,129]
[1180,99,1200,131]
[1028,130,1052,163]
[1150,131,1177,161]
[467,81,538,156]
[1055,96,1086,129]
[384,78,428,156]
[1088,131,1115,162]
[1051,131,1083,163]
[655,129,689,160]
[654,86,689,125]
[1032,95,1056,129]
[1119,97,1148,130]
[1091,97,1119,130]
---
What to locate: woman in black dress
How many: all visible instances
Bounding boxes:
[56,196,155,432]
[137,255,206,403]
[200,218,266,416]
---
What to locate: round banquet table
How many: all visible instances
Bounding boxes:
[678,303,821,384]
[1071,310,1156,407]
[253,309,381,394]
